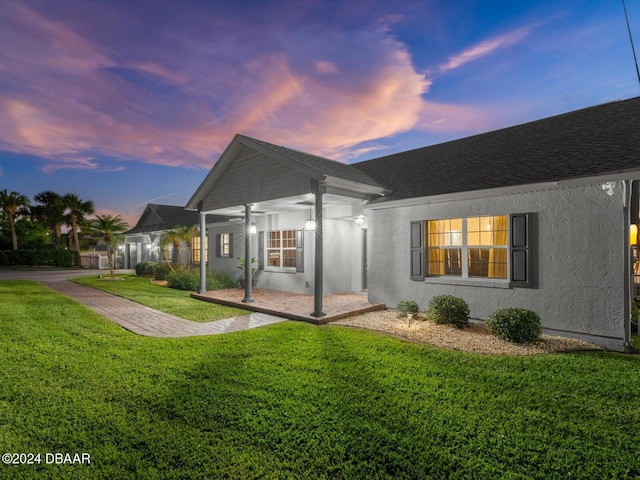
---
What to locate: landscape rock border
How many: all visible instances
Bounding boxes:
[332,310,603,356]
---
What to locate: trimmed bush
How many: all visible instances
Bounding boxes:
[152,263,181,281]
[207,270,236,290]
[397,300,419,318]
[167,267,236,291]
[135,261,156,277]
[486,307,541,344]
[426,295,469,328]
[0,249,73,267]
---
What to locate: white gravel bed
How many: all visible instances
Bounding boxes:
[332,310,603,356]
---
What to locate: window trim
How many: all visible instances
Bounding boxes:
[215,232,233,259]
[192,234,209,264]
[264,229,299,272]
[426,216,508,280]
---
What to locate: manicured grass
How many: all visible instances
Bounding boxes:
[1,279,640,479]
[73,274,249,322]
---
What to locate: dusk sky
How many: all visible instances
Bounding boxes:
[1,0,639,227]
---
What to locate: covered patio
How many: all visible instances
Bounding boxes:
[192,288,385,324]
[185,134,389,318]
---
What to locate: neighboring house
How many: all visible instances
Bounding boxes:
[187,97,640,351]
[123,204,228,268]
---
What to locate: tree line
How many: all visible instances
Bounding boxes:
[0,189,129,258]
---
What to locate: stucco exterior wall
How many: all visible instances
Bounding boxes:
[323,218,366,294]
[367,184,626,350]
[207,211,366,294]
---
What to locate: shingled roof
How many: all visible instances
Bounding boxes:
[355,97,640,203]
[124,204,228,235]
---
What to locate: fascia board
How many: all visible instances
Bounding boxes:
[185,137,244,210]
[324,175,390,197]
[364,170,640,210]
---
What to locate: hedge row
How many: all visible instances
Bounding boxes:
[0,249,74,267]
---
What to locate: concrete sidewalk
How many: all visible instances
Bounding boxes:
[0,269,286,337]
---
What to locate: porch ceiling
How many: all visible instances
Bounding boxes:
[204,193,364,217]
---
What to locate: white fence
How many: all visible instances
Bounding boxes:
[79,254,110,270]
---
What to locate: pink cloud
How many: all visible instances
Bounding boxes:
[315,60,339,75]
[0,1,527,171]
[438,26,534,73]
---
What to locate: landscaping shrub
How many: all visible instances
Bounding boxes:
[486,307,542,344]
[396,300,419,318]
[0,249,73,267]
[426,295,469,328]
[152,262,180,281]
[135,261,156,277]
[167,267,236,291]
[206,270,236,290]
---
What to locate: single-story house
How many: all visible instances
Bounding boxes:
[123,203,228,268]
[186,97,640,351]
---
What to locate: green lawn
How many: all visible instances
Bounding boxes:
[73,274,249,322]
[1,279,639,479]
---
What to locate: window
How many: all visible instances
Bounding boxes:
[215,233,233,258]
[410,213,530,284]
[427,218,463,276]
[192,235,209,263]
[428,215,507,279]
[267,230,297,269]
[466,216,508,278]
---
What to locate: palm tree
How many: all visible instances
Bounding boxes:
[92,214,129,278]
[32,191,65,248]
[63,193,95,253]
[159,229,182,264]
[0,189,30,250]
[175,224,199,265]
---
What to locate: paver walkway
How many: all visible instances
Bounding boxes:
[0,269,286,337]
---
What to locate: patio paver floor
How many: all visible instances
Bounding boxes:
[192,288,386,324]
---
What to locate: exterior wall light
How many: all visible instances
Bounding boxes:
[249,223,257,234]
[305,203,316,231]
[305,218,316,231]
[602,182,617,196]
[355,215,365,225]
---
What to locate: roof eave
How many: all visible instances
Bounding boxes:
[365,170,640,210]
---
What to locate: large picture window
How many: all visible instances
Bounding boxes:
[267,230,297,269]
[427,215,508,279]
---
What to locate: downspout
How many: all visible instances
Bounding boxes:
[622,180,635,352]
[243,204,254,303]
[198,208,207,294]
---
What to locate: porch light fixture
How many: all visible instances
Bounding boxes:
[249,222,257,234]
[305,203,316,231]
[601,182,617,196]
[355,215,365,225]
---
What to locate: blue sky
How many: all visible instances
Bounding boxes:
[0,0,639,226]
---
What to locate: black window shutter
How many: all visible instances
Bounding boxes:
[296,229,304,272]
[228,233,233,258]
[215,234,221,258]
[510,213,534,288]
[410,221,424,281]
[257,232,264,270]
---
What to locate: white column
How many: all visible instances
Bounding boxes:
[198,211,207,294]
